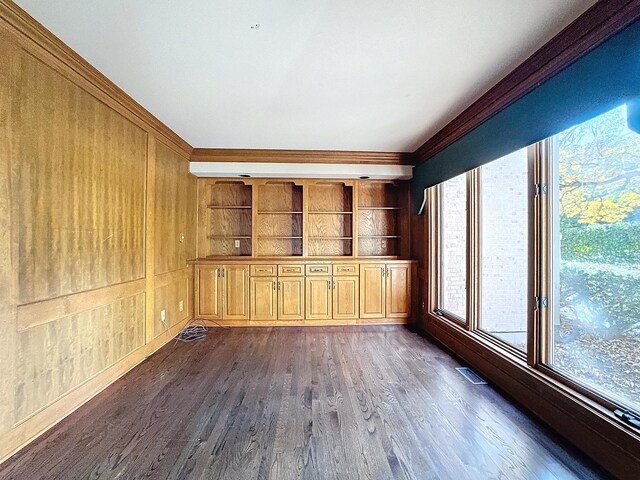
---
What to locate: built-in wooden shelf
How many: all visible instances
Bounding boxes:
[207,205,252,209]
[358,206,401,210]
[208,235,252,239]
[309,211,353,214]
[198,179,408,259]
[359,235,400,239]
[258,236,303,239]
[309,236,353,240]
[258,211,302,214]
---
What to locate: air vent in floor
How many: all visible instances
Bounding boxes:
[456,367,487,385]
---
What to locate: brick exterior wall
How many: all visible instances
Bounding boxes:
[480,149,529,344]
[441,173,467,319]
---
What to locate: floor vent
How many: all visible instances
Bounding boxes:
[456,367,487,385]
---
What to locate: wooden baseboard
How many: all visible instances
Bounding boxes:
[420,315,640,480]
[198,317,409,327]
[0,317,190,465]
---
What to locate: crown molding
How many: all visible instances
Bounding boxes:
[190,148,414,165]
[0,0,193,158]
[414,0,640,165]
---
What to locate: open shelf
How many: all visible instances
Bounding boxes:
[197,178,408,259]
[358,182,405,256]
[307,182,353,256]
[201,181,253,257]
[258,211,302,214]
[309,211,353,214]
[258,236,302,239]
[257,181,304,256]
[207,205,251,209]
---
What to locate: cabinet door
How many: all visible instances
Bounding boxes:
[386,264,411,318]
[250,276,277,321]
[223,265,250,320]
[333,276,359,319]
[305,276,332,320]
[278,277,305,321]
[360,264,386,318]
[196,266,222,319]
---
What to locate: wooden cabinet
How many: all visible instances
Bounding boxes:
[195,260,413,324]
[222,265,250,320]
[306,276,332,320]
[196,266,222,319]
[250,276,277,321]
[359,263,411,319]
[360,264,386,318]
[278,277,304,321]
[197,265,250,321]
[386,264,411,318]
[333,276,359,319]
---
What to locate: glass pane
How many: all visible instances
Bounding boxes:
[479,148,529,351]
[549,104,640,413]
[440,173,467,320]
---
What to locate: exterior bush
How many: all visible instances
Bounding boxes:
[560,221,640,265]
[560,261,640,337]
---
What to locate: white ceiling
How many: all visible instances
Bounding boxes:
[17,0,596,152]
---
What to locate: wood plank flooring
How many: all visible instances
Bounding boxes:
[0,326,609,480]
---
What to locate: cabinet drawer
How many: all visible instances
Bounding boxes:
[278,264,304,276]
[306,264,331,276]
[250,264,277,277]
[333,264,357,276]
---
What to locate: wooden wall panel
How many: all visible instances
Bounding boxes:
[153,268,192,338]
[9,40,147,304]
[0,35,16,437]
[0,18,195,463]
[15,293,145,421]
[155,143,196,275]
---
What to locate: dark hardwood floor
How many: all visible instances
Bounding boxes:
[0,326,609,480]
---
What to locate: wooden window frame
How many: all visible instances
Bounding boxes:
[431,173,472,326]
[427,138,640,425]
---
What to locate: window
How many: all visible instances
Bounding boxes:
[438,173,467,321]
[428,103,640,421]
[479,148,530,351]
[545,105,640,413]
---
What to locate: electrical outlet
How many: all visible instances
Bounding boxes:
[179,300,184,312]
[160,309,166,323]
[234,239,241,248]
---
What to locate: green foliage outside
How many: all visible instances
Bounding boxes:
[560,221,640,265]
[558,105,640,339]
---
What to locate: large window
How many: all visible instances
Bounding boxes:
[479,148,530,351]
[546,105,640,413]
[438,173,467,321]
[428,102,640,423]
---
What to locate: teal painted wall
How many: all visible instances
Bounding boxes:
[411,19,640,212]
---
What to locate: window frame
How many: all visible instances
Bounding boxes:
[426,136,640,424]
[431,172,472,326]
[537,135,640,416]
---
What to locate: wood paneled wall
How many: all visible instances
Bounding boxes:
[0,5,196,462]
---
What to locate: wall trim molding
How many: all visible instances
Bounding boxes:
[414,0,640,164]
[16,279,147,332]
[0,0,192,158]
[191,148,413,165]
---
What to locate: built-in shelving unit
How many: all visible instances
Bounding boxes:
[256,181,304,256]
[358,182,405,257]
[201,181,253,257]
[196,178,409,259]
[307,181,354,256]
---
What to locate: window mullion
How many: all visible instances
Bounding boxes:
[467,169,480,331]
